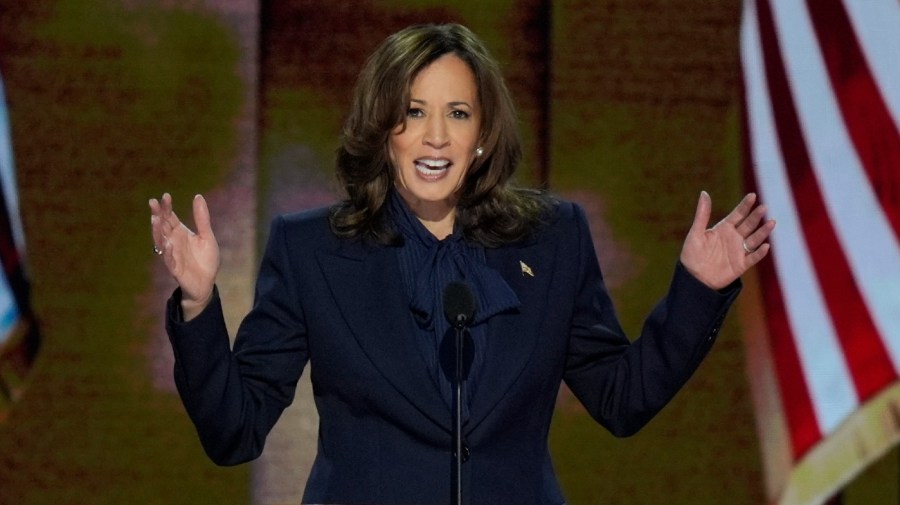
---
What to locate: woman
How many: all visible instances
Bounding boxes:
[149,23,774,505]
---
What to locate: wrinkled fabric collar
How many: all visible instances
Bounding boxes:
[388,190,520,327]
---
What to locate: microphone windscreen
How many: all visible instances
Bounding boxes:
[443,281,476,326]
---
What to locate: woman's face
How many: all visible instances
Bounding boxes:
[389,53,481,219]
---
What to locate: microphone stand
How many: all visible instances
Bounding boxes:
[452,314,465,505]
[443,281,474,505]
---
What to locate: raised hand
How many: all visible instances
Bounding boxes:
[149,193,220,320]
[679,191,775,290]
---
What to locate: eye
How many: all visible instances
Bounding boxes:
[406,107,424,118]
[449,109,470,120]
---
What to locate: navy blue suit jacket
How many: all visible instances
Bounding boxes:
[166,200,740,505]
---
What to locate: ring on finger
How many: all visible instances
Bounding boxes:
[742,239,756,254]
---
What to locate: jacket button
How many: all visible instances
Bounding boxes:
[462,444,470,462]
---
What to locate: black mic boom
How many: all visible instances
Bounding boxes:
[443,281,476,329]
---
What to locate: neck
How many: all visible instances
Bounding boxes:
[418,212,455,239]
[396,187,457,239]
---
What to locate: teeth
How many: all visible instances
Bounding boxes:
[416,165,444,176]
[416,159,450,168]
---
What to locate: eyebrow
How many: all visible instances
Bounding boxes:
[410,98,473,109]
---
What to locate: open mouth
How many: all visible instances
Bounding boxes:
[414,158,451,179]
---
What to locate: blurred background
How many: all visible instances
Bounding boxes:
[0,0,897,504]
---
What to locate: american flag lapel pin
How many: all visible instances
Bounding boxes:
[520,260,534,277]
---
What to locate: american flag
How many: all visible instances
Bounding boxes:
[741,0,900,503]
[0,72,39,409]
[0,74,26,348]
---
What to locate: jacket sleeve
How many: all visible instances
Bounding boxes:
[562,203,740,437]
[166,215,308,465]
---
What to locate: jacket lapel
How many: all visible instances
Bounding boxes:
[316,242,452,433]
[315,233,558,436]
[466,238,558,432]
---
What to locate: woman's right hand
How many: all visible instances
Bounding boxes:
[149,193,220,320]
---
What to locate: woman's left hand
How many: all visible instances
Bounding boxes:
[679,191,776,290]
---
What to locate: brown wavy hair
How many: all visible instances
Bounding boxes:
[330,23,549,247]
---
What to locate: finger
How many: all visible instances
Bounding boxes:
[743,218,776,252]
[744,242,771,266]
[192,194,214,239]
[736,202,768,237]
[723,193,757,226]
[150,198,167,251]
[160,193,179,227]
[150,213,165,247]
[689,190,712,235]
[160,192,173,217]
[158,193,187,235]
[149,197,166,231]
[149,197,160,226]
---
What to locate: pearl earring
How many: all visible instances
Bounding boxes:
[475,147,484,157]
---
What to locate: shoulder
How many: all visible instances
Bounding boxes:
[485,197,594,284]
[265,206,344,251]
[526,197,589,245]
[277,206,333,232]
[483,197,589,261]
[548,198,585,224]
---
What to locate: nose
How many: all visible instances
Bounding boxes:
[423,115,449,149]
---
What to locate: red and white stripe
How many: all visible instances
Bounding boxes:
[741,0,900,473]
[0,74,25,345]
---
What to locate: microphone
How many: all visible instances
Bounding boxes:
[442,281,475,505]
[442,281,476,330]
